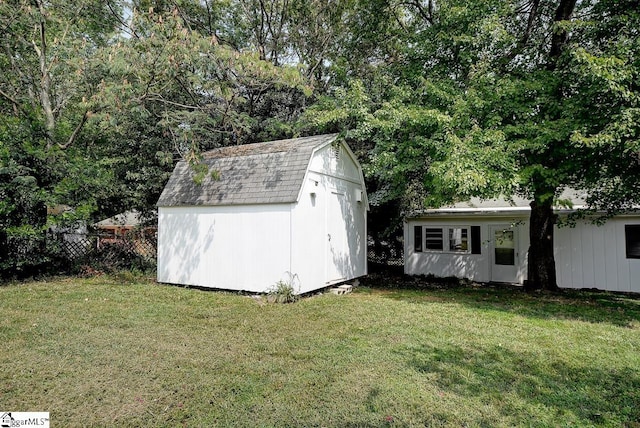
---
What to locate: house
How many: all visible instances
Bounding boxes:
[92,210,157,258]
[156,134,368,294]
[404,192,640,293]
[95,211,145,241]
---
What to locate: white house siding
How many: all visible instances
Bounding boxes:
[157,204,292,292]
[406,214,640,292]
[555,217,640,293]
[404,217,529,284]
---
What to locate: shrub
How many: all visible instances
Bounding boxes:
[266,273,300,303]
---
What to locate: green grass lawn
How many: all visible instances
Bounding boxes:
[1,274,639,427]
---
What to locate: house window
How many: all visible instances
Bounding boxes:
[471,225,481,254]
[625,225,640,259]
[414,226,478,254]
[425,228,444,250]
[414,226,423,252]
[449,228,468,252]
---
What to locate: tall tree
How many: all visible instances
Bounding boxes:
[301,0,640,291]
[0,0,118,149]
[438,0,640,290]
[99,5,308,151]
[0,0,311,276]
[0,0,123,276]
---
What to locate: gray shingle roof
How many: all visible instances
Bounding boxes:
[445,189,587,210]
[409,189,589,217]
[94,210,142,227]
[157,134,338,207]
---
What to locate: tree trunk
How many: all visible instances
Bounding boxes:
[547,0,577,70]
[524,0,577,292]
[33,0,56,149]
[525,197,559,291]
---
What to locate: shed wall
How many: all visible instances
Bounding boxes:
[156,138,368,295]
[289,173,327,293]
[291,169,367,294]
[307,142,363,185]
[157,204,292,292]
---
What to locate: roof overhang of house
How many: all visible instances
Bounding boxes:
[405,189,594,220]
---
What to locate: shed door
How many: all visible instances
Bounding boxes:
[326,188,349,284]
[490,225,518,283]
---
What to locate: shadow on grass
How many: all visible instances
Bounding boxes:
[359,272,640,328]
[402,342,640,426]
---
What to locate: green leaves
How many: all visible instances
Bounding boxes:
[300,0,639,258]
[99,6,308,154]
[1,0,638,278]
[429,127,517,206]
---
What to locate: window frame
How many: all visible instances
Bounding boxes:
[625,224,640,259]
[425,227,444,251]
[413,225,477,255]
[448,227,469,252]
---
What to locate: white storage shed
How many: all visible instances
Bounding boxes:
[157,134,368,294]
[404,194,640,293]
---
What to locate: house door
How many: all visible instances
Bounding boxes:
[490,225,518,283]
[326,188,349,284]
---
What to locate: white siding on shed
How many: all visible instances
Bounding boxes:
[158,205,293,292]
[157,134,368,294]
[290,143,367,294]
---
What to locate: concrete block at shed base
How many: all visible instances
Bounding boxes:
[329,284,353,295]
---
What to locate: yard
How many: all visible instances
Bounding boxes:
[1,274,639,427]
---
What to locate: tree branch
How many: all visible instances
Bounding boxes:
[143,96,203,110]
[174,74,204,106]
[403,0,434,25]
[548,0,578,69]
[106,0,140,39]
[32,0,56,148]
[0,87,23,114]
[520,0,540,48]
[57,110,89,150]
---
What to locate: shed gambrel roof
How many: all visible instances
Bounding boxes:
[157,134,339,207]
